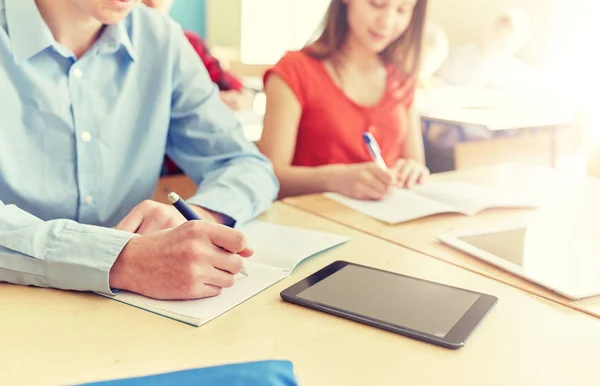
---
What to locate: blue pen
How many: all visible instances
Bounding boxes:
[168,192,201,221]
[168,192,247,276]
[362,132,388,169]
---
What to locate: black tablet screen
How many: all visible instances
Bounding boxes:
[296,264,480,338]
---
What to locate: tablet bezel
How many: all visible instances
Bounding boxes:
[280,261,497,349]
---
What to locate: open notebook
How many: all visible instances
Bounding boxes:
[325,181,535,224]
[101,221,349,326]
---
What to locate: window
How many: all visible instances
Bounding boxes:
[240,0,329,64]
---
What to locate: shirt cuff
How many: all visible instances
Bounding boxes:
[186,186,254,228]
[43,222,135,295]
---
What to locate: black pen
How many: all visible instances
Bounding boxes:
[168,192,247,276]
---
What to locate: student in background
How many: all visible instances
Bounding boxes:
[257,0,430,200]
[142,0,249,110]
[0,0,278,300]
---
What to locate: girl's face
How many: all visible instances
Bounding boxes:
[344,0,417,53]
[141,0,174,14]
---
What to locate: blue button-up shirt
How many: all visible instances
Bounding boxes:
[0,0,278,295]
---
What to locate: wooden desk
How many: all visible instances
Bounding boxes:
[2,203,600,385]
[284,163,600,318]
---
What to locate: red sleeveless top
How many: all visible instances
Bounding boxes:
[264,50,414,167]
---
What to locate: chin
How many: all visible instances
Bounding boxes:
[94,1,138,24]
[94,9,134,24]
[361,37,393,54]
[369,42,391,54]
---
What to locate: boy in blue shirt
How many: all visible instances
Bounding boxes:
[0,0,278,300]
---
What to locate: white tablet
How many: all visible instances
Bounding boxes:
[438,225,600,300]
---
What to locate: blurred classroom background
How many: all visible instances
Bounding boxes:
[169,0,600,177]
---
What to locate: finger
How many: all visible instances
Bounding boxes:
[205,225,248,253]
[404,167,421,189]
[203,267,236,289]
[396,163,414,187]
[362,168,392,194]
[136,219,170,235]
[115,205,144,233]
[361,176,388,197]
[209,249,244,275]
[392,159,406,173]
[358,183,388,201]
[417,168,430,184]
[370,164,395,186]
[238,246,253,258]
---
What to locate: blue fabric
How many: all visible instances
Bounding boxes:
[0,0,278,295]
[80,360,298,386]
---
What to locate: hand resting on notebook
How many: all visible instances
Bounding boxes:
[110,219,252,301]
[392,159,430,189]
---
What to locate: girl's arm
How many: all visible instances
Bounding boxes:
[257,74,341,199]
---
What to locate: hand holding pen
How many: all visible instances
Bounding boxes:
[324,132,396,200]
[110,195,251,300]
[169,192,249,277]
[363,132,429,189]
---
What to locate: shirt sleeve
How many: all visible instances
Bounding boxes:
[167,24,279,226]
[0,200,134,295]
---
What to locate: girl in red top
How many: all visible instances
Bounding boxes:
[258,0,429,200]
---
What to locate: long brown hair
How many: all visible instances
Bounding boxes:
[305,0,428,83]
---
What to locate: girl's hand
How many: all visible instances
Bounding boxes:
[393,159,430,189]
[330,162,396,200]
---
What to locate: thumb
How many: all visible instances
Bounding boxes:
[115,206,144,233]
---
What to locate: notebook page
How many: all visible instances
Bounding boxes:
[109,260,287,326]
[239,221,349,272]
[412,181,533,215]
[325,189,458,224]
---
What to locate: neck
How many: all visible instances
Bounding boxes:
[35,0,104,58]
[337,34,382,71]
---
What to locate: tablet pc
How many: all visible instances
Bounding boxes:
[438,225,600,300]
[281,261,497,349]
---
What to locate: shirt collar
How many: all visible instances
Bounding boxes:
[5,0,55,64]
[99,20,137,62]
[5,0,137,64]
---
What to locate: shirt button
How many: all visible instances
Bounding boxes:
[84,195,94,205]
[73,68,83,78]
[81,131,92,142]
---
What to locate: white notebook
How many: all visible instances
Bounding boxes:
[325,181,535,224]
[102,221,349,326]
